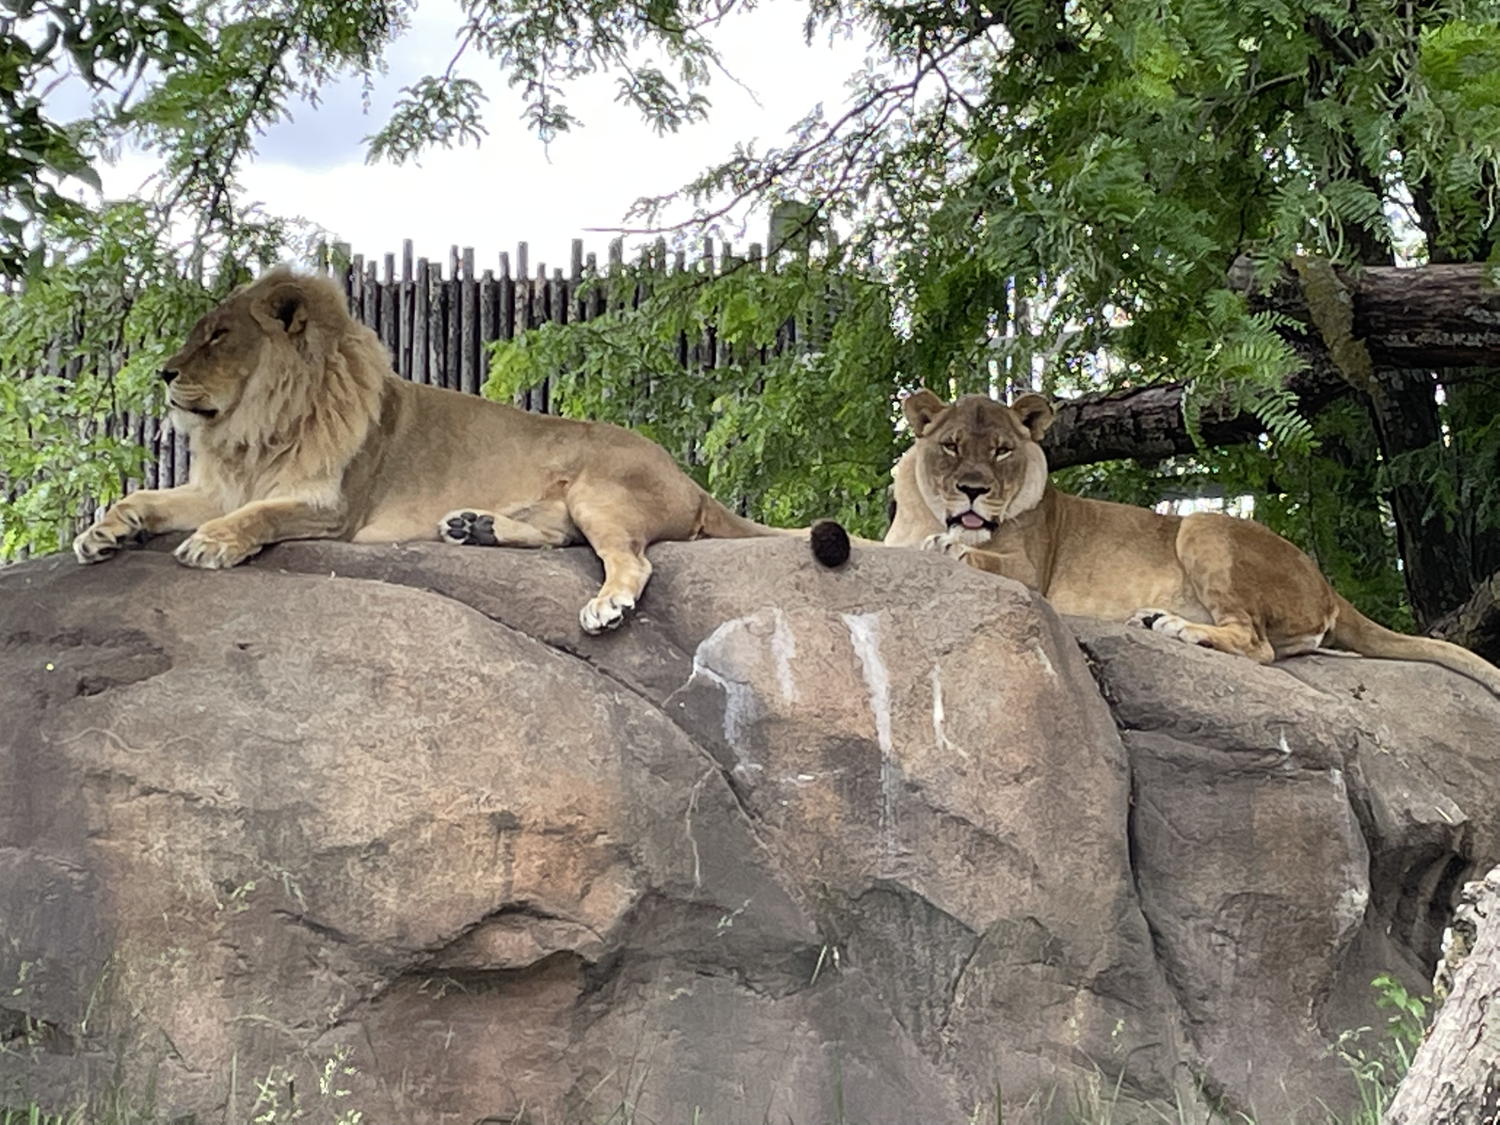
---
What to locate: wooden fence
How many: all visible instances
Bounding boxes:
[126,234,787,493]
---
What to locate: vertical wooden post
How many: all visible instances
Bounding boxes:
[413,257,430,385]
[460,246,478,394]
[381,252,398,364]
[350,254,364,319]
[479,267,496,395]
[399,240,414,380]
[499,251,515,343]
[430,261,448,389]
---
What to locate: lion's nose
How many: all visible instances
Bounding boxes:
[958,483,989,502]
[159,367,178,385]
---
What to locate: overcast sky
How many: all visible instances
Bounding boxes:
[104,0,872,275]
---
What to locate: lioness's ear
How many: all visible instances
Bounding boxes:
[1011,393,1055,440]
[902,389,950,437]
[254,282,310,339]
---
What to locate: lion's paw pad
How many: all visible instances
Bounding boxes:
[441,510,499,547]
[580,593,635,634]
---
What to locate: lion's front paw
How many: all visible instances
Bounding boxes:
[174,524,257,569]
[74,523,122,564]
[920,530,970,562]
[580,592,635,634]
[73,516,145,564]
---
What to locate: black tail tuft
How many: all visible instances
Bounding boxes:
[810,520,852,568]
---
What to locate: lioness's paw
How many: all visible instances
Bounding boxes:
[440,509,500,547]
[1128,608,1211,646]
[920,531,970,562]
[1127,607,1170,631]
[580,592,635,634]
[174,526,256,570]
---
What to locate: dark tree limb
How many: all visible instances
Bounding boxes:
[1431,572,1500,666]
[1042,262,1500,473]
[1236,260,1500,370]
[1042,360,1348,470]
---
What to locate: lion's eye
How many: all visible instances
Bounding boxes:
[994,448,1013,462]
[209,327,229,344]
[941,441,960,457]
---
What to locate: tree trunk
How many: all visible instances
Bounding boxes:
[1383,865,1500,1125]
[1362,368,1468,629]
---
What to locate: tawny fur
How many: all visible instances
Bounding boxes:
[885,390,1500,695]
[74,267,821,633]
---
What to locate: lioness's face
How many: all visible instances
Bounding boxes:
[905,391,1054,544]
[160,279,306,429]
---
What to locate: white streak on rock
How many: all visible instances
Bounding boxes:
[931,664,946,750]
[682,608,799,771]
[770,608,798,703]
[688,616,761,752]
[1029,639,1055,676]
[844,612,896,855]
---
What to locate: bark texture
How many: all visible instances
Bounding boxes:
[1384,865,1500,1125]
[1433,575,1500,667]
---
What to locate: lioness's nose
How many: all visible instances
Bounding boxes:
[160,367,178,385]
[958,483,989,502]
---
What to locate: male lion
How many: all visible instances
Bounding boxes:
[885,389,1500,694]
[74,267,849,632]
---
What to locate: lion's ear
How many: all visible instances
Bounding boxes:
[1011,393,1055,440]
[902,389,950,437]
[253,282,310,339]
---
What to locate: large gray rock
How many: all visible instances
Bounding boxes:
[1,538,1496,1123]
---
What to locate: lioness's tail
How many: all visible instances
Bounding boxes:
[1330,593,1500,696]
[696,495,851,568]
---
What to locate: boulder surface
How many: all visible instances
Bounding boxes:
[1,537,1496,1123]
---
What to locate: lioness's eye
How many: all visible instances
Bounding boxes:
[209,327,229,344]
[941,441,959,456]
[994,448,1013,461]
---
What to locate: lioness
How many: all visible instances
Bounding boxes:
[74,267,849,632]
[885,389,1500,693]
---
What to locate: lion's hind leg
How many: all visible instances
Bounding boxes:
[1137,513,1287,664]
[564,486,660,635]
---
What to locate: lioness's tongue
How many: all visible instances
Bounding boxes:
[960,512,986,530]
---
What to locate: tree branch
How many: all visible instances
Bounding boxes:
[1044,261,1500,470]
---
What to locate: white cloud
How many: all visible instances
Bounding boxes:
[104,0,873,273]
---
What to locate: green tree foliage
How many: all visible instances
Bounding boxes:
[0,0,206,276]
